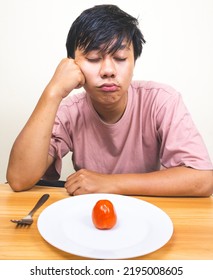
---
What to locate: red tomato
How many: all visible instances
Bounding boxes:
[92,199,117,230]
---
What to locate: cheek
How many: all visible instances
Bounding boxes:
[120,65,134,81]
[78,60,94,72]
[80,65,97,83]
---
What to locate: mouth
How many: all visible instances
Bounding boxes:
[98,83,119,92]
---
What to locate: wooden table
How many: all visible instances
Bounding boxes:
[0,183,213,260]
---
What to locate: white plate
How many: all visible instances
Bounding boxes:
[37,193,173,259]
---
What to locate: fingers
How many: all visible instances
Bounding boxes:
[64,174,79,195]
[64,169,110,196]
[74,60,86,89]
[70,186,86,196]
[74,75,86,89]
[65,169,87,196]
[49,58,85,98]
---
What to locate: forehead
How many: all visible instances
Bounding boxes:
[77,40,133,55]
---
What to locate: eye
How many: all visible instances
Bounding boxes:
[114,57,127,62]
[86,57,101,63]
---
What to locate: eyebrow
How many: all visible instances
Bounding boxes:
[94,43,131,53]
[117,44,131,51]
[112,41,131,49]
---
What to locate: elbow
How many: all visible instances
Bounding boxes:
[6,171,36,192]
[7,178,34,192]
[6,164,48,192]
[203,183,213,197]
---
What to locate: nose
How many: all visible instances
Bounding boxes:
[100,57,116,78]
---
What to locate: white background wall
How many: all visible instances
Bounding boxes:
[0,0,212,182]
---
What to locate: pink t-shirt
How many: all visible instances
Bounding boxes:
[44,81,213,180]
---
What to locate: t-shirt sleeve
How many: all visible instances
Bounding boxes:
[156,91,213,170]
[42,114,73,180]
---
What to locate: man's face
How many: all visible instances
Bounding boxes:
[74,41,135,108]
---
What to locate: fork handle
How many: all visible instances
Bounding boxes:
[28,194,50,216]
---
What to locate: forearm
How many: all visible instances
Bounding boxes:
[112,167,213,197]
[65,167,213,197]
[6,87,62,191]
[7,58,85,191]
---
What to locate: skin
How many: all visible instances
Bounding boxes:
[6,42,213,196]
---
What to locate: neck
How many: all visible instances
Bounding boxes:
[91,93,128,124]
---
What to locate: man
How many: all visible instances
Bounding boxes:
[7,5,213,196]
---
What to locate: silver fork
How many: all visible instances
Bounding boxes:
[11,194,49,225]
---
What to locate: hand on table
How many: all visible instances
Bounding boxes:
[65,169,115,195]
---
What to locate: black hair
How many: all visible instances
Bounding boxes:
[66,4,146,61]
